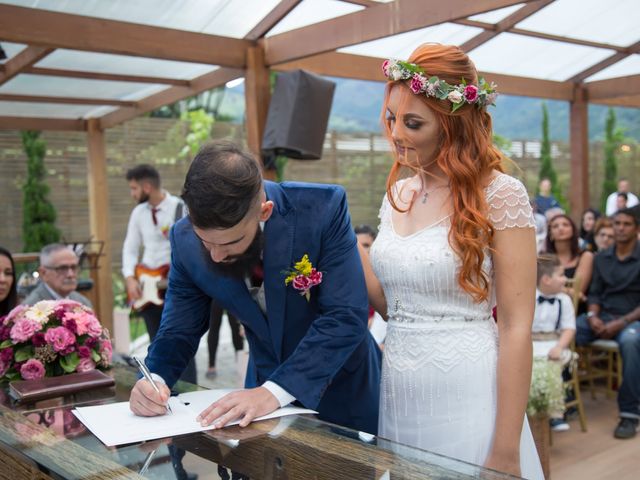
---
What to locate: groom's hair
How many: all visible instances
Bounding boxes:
[182,140,263,229]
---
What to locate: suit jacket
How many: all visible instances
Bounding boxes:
[22,282,93,309]
[146,181,381,433]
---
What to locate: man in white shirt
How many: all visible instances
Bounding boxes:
[122,164,195,383]
[606,179,639,216]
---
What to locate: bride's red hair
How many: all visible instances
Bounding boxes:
[382,44,504,302]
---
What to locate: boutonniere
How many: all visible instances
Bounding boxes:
[284,254,323,301]
[160,224,170,239]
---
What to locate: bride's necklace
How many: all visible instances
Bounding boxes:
[421,183,449,204]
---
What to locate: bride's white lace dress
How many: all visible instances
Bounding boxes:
[371,173,544,479]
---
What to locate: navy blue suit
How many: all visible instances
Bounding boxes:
[145,181,381,434]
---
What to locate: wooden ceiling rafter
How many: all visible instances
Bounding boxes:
[0,93,137,107]
[585,74,640,100]
[0,116,86,131]
[459,0,554,53]
[0,46,54,86]
[24,66,191,87]
[245,0,303,41]
[261,0,532,65]
[0,4,250,68]
[569,40,640,83]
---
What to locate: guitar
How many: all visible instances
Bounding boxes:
[130,264,170,312]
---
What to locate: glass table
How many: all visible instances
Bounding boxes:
[0,365,519,479]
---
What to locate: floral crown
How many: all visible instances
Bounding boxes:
[382,59,498,112]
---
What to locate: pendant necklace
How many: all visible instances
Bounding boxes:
[421,183,449,204]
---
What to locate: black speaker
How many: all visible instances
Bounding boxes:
[261,69,336,161]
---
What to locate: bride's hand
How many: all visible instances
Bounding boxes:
[483,451,520,478]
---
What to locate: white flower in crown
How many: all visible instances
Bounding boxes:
[447,90,463,104]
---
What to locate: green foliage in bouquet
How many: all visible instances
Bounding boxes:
[527,357,564,417]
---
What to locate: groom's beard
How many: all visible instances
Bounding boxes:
[201,227,263,280]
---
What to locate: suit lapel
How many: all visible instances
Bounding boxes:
[263,183,295,363]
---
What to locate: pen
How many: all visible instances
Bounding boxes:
[133,356,173,414]
[138,446,158,476]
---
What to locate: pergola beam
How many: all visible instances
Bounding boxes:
[25,66,191,87]
[460,0,554,53]
[0,93,137,107]
[0,4,250,68]
[262,0,530,65]
[0,46,54,86]
[586,74,640,100]
[456,19,640,55]
[589,95,640,109]
[274,51,574,100]
[99,68,243,129]
[569,41,640,83]
[0,116,86,131]
[245,0,303,41]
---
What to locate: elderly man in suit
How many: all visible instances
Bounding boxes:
[23,243,92,308]
[130,141,381,434]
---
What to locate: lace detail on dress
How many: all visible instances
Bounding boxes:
[485,173,535,230]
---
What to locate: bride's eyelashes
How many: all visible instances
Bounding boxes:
[386,114,422,130]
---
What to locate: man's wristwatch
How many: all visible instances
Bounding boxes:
[621,317,630,326]
[586,311,596,319]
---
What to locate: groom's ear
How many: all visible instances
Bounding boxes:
[259,200,274,222]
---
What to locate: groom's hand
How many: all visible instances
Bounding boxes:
[197,387,280,429]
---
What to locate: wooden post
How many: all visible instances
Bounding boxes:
[570,86,589,218]
[86,119,114,334]
[244,45,275,181]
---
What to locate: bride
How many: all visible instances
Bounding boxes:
[361,44,544,479]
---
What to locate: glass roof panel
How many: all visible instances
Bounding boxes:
[1,0,281,38]
[468,3,525,24]
[0,100,98,118]
[0,42,27,63]
[0,74,168,101]
[470,33,615,81]
[585,54,640,82]
[36,50,218,80]
[339,23,483,59]
[267,0,363,36]
[516,0,640,47]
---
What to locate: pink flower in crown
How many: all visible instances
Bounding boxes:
[10,318,42,343]
[382,59,390,76]
[410,74,426,94]
[76,357,96,373]
[20,359,45,380]
[486,92,498,105]
[463,85,479,103]
[44,326,75,353]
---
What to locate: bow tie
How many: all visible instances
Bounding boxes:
[537,295,556,305]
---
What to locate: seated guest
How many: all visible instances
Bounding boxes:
[576,208,640,439]
[354,225,386,347]
[616,192,629,212]
[23,243,92,308]
[593,217,615,252]
[0,246,17,316]
[533,254,576,432]
[545,214,593,314]
[579,208,600,252]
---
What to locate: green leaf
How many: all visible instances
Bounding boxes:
[60,353,80,373]
[14,346,34,362]
[451,101,465,113]
[91,350,101,363]
[0,340,13,349]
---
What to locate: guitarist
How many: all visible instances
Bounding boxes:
[122,164,196,383]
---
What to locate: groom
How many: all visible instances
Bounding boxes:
[129,141,381,434]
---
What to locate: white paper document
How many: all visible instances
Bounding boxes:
[73,388,317,446]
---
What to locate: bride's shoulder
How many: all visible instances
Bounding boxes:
[484,171,529,200]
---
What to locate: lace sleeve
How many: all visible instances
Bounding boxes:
[486,174,535,230]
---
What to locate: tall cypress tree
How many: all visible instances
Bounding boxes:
[601,108,621,211]
[538,103,566,209]
[21,130,60,252]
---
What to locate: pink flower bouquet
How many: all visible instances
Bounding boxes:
[0,300,112,382]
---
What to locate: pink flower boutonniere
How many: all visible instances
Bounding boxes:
[284,254,323,301]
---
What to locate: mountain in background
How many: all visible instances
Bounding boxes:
[218,77,640,142]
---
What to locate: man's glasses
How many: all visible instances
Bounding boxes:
[44,264,80,274]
